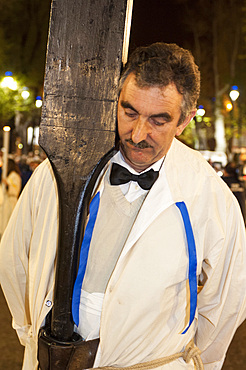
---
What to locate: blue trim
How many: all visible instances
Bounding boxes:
[72,192,100,326]
[176,201,197,334]
[71,194,197,332]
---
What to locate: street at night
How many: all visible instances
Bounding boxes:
[1,1,246,369]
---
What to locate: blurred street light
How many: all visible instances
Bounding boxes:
[35,96,42,108]
[196,105,206,125]
[3,125,11,132]
[229,85,241,154]
[197,105,206,117]
[0,72,44,156]
[195,105,207,149]
[226,102,233,111]
[21,87,30,100]
[1,71,18,90]
[229,85,240,102]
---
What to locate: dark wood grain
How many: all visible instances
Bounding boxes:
[39,0,131,341]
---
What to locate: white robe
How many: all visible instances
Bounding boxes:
[0,138,246,370]
[0,171,22,236]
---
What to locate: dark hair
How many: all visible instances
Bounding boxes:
[224,162,238,177]
[119,42,200,125]
[7,158,21,177]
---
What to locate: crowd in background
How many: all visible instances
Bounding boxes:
[0,151,45,239]
[209,159,246,224]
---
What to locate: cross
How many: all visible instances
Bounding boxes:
[38,1,133,364]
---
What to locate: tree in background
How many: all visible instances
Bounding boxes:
[177,0,245,154]
[0,0,51,89]
[0,0,51,152]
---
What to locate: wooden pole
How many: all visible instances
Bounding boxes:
[39,0,133,341]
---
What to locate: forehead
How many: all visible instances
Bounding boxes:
[119,74,183,113]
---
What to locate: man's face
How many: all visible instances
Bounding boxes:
[117,73,195,172]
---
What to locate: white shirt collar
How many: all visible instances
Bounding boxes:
[110,151,165,203]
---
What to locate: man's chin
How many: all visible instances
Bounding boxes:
[120,147,151,171]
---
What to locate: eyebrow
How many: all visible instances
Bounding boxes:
[120,100,172,121]
[120,100,138,113]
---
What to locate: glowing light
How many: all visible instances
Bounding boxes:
[3,126,11,132]
[196,105,205,117]
[27,127,33,145]
[229,86,240,102]
[21,88,30,99]
[1,71,18,90]
[27,126,40,146]
[35,96,42,108]
[18,143,23,149]
[33,126,39,145]
[226,102,233,111]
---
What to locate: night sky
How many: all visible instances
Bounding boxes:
[129,0,187,51]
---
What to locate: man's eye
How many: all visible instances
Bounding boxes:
[125,110,137,118]
[151,119,165,126]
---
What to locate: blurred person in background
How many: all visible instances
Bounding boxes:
[17,155,43,194]
[222,162,246,224]
[0,158,22,236]
[17,156,33,192]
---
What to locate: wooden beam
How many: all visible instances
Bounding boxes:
[39,0,133,341]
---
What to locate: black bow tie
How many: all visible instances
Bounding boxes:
[110,163,159,190]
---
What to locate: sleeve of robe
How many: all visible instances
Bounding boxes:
[196,193,246,370]
[0,159,58,366]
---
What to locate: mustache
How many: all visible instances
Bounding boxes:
[125,139,152,149]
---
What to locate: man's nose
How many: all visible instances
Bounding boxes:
[131,118,150,143]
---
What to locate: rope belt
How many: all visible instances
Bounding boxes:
[92,340,203,370]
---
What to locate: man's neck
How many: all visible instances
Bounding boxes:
[116,150,165,174]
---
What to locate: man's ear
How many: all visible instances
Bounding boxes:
[176,109,197,136]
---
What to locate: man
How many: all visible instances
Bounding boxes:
[0,43,246,369]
